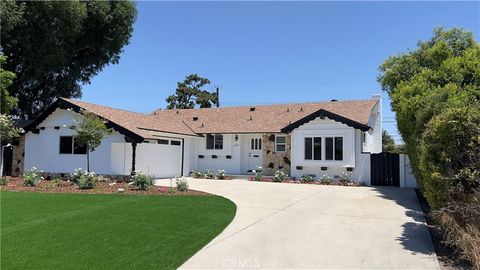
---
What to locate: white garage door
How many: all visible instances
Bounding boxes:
[111,139,183,178]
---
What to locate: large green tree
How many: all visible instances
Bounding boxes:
[166,74,219,109]
[378,27,480,208]
[0,0,137,118]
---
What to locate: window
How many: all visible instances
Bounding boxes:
[250,138,262,150]
[325,137,343,161]
[276,136,286,152]
[59,136,73,154]
[170,140,181,146]
[304,137,321,160]
[206,134,223,150]
[363,132,367,144]
[59,136,87,155]
[313,137,322,160]
[304,138,312,160]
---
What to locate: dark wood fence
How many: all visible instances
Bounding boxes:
[370,152,400,186]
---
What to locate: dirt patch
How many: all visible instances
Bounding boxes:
[415,189,472,270]
[1,177,210,196]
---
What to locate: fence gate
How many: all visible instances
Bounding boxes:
[370,152,400,186]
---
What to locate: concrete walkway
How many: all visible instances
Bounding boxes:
[155,179,439,269]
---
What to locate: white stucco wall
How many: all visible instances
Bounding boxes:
[24,109,125,174]
[194,134,243,174]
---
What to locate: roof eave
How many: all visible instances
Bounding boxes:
[281,109,371,133]
[24,98,145,143]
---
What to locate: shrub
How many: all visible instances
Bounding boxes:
[23,167,43,187]
[47,178,61,189]
[300,174,315,183]
[176,177,189,192]
[273,170,286,182]
[252,166,263,181]
[204,170,215,179]
[131,171,153,190]
[71,168,85,183]
[339,172,352,185]
[216,169,226,180]
[77,172,97,189]
[191,170,204,179]
[0,177,8,186]
[320,174,332,185]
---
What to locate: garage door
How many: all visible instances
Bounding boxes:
[134,139,183,178]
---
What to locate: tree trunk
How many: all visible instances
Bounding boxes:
[87,149,90,172]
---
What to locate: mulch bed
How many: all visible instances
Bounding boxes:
[248,177,362,186]
[0,177,210,196]
[415,189,472,270]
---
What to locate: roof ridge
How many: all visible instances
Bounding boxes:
[61,98,147,116]
[151,98,378,113]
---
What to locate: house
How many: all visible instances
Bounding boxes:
[23,95,383,184]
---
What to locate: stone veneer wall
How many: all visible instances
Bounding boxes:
[11,135,25,177]
[262,133,291,176]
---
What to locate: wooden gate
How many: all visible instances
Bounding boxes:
[370,152,400,186]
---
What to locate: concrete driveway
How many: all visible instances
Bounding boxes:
[155,179,439,269]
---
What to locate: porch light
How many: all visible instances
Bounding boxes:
[235,135,239,141]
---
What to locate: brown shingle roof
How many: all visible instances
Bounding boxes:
[60,98,378,139]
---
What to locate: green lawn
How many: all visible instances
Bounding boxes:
[0,191,236,270]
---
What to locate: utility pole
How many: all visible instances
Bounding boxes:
[215,85,221,107]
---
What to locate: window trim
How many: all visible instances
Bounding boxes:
[206,134,223,150]
[275,135,286,152]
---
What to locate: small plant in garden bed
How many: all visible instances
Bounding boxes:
[46,178,62,189]
[252,166,263,181]
[71,169,98,189]
[131,171,153,191]
[0,177,9,186]
[216,169,226,180]
[339,172,353,185]
[273,170,287,182]
[176,177,189,192]
[320,174,333,185]
[300,174,315,183]
[23,167,44,187]
[191,170,204,179]
[204,170,215,179]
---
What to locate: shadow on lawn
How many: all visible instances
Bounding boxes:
[373,186,436,256]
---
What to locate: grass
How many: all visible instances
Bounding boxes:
[0,191,236,270]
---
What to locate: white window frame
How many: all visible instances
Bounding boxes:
[206,134,223,150]
[275,135,286,152]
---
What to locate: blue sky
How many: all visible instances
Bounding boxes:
[82,1,480,143]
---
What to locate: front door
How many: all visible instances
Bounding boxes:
[247,136,262,173]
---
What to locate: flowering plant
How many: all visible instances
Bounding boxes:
[320,174,333,185]
[252,166,263,181]
[216,169,226,179]
[23,167,44,187]
[273,170,287,182]
[300,174,314,183]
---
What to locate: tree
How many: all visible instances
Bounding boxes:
[377,27,480,208]
[0,55,17,115]
[382,130,396,153]
[74,111,112,172]
[166,74,219,109]
[0,0,137,118]
[377,27,480,266]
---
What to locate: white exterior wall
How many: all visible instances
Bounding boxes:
[24,109,125,174]
[371,95,382,153]
[399,154,417,188]
[291,118,356,179]
[195,134,243,174]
